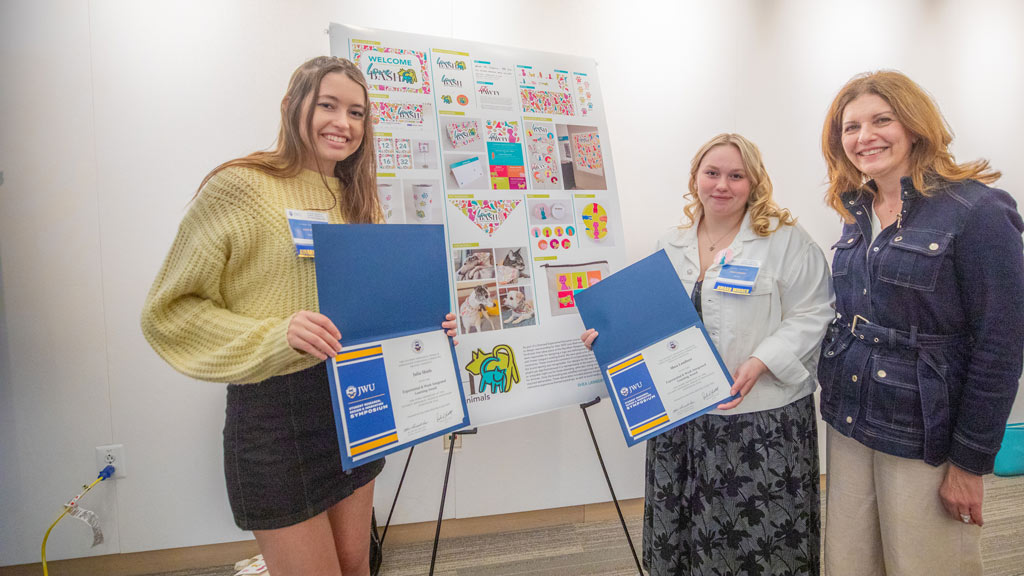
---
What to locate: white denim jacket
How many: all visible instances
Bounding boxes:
[658,213,835,415]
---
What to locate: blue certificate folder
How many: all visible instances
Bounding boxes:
[574,250,736,446]
[313,224,469,469]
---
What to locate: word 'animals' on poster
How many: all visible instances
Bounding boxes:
[330,23,626,426]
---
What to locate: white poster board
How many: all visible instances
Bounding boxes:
[330,24,627,426]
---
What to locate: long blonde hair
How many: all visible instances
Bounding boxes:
[822,70,999,221]
[196,56,381,223]
[681,133,795,236]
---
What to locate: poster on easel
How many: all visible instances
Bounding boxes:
[331,23,627,426]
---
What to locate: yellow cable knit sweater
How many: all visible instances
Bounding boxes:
[141,166,347,384]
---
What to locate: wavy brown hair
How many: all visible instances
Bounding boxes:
[681,133,795,236]
[195,56,380,223]
[822,70,1000,221]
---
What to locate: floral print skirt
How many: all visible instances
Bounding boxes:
[642,394,820,576]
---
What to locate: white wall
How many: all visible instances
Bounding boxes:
[2,0,1023,566]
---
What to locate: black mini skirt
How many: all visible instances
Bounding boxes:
[223,363,385,530]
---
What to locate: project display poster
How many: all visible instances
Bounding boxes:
[606,326,734,445]
[329,331,467,469]
[330,23,627,427]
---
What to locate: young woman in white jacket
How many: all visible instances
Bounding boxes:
[583,133,834,576]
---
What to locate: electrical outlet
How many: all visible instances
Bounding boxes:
[441,433,462,451]
[95,444,127,479]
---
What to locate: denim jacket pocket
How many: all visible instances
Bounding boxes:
[818,323,854,408]
[830,232,861,277]
[877,228,953,291]
[865,355,926,436]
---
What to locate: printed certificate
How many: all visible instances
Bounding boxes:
[329,330,465,469]
[314,224,470,469]
[606,325,733,443]
[575,250,736,446]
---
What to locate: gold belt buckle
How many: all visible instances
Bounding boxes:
[851,314,869,334]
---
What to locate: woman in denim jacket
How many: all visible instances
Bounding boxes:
[818,70,1024,576]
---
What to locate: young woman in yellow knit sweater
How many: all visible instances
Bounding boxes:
[141,57,458,576]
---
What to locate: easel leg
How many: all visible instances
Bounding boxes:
[429,428,478,576]
[580,396,643,575]
[379,445,415,547]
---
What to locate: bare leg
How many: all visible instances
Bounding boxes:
[254,511,342,576]
[327,479,376,576]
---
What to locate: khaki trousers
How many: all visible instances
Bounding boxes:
[824,426,982,576]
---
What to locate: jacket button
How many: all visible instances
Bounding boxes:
[846,416,853,424]
[862,288,867,295]
[852,375,858,382]
[873,247,880,252]
[849,200,855,205]
[826,351,834,356]
[856,210,863,215]
[929,242,939,250]
[894,236,903,242]
[847,238,855,244]
[877,370,887,378]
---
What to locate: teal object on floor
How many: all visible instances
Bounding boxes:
[994,423,1024,477]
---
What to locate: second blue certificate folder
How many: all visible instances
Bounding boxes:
[575,249,736,445]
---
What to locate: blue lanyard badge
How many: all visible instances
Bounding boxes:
[286,209,329,258]
[712,259,760,294]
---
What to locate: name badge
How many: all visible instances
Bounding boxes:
[286,209,329,258]
[712,259,760,294]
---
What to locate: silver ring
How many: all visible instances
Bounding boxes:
[960,513,971,524]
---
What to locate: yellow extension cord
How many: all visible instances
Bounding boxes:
[41,474,105,576]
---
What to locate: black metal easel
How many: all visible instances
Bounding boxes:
[388,401,641,575]
[429,427,478,576]
[580,396,643,575]
[378,445,415,547]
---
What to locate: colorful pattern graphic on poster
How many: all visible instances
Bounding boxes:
[520,89,575,116]
[572,132,603,172]
[542,261,608,316]
[555,268,602,308]
[572,72,595,117]
[581,202,609,240]
[375,136,414,171]
[352,42,431,94]
[371,101,425,127]
[464,345,520,395]
[518,65,575,116]
[450,199,522,236]
[485,122,524,189]
[486,120,520,144]
[446,120,481,149]
[487,142,526,190]
[434,50,474,110]
[525,121,560,188]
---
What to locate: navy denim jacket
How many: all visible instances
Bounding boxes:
[818,177,1024,475]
